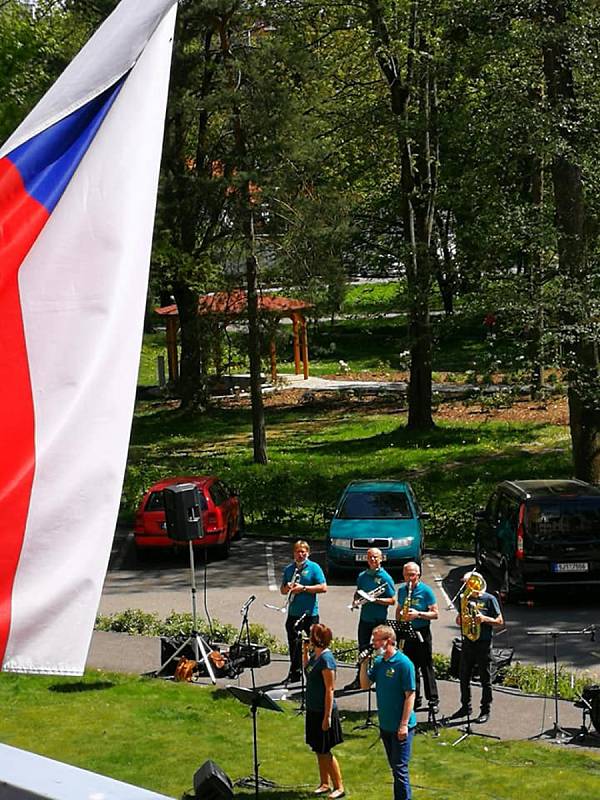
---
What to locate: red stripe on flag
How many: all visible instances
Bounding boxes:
[0,158,49,663]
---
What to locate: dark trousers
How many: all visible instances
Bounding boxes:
[459,639,493,712]
[402,627,439,705]
[380,727,415,800]
[358,619,381,653]
[286,613,318,675]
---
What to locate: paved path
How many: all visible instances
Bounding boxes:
[87,630,597,747]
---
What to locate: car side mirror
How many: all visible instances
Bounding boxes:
[474,508,486,520]
[419,511,430,520]
[323,508,335,521]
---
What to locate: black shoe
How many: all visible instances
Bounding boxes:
[476,711,490,724]
[414,699,423,710]
[344,677,361,691]
[448,706,471,720]
[428,702,439,715]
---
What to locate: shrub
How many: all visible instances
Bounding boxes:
[95,610,287,653]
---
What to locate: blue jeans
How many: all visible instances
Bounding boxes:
[380,727,415,800]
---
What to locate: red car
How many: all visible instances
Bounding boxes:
[134,476,242,559]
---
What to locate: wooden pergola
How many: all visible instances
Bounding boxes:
[155,289,312,384]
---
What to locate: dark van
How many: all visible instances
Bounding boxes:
[474,479,600,600]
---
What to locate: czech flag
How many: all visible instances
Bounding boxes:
[0,0,177,674]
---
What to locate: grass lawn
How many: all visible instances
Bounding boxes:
[0,671,598,799]
[123,397,570,546]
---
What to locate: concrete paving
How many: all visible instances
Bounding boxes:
[87,629,599,749]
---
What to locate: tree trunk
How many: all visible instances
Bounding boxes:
[246,251,268,464]
[541,0,600,480]
[366,0,437,430]
[172,281,208,411]
[217,14,268,464]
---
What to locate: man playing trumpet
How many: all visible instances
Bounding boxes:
[344,548,395,690]
[281,540,327,684]
[396,561,439,713]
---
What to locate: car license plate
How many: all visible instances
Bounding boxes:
[552,562,588,573]
[355,553,387,562]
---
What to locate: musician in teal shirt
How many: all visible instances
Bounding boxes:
[360,624,416,800]
[345,548,395,690]
[396,562,439,711]
[280,540,327,683]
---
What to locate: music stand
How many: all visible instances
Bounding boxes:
[527,627,595,743]
[227,685,283,800]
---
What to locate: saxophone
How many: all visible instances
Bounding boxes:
[401,580,413,621]
[460,571,486,641]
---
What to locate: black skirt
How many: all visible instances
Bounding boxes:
[305,706,344,754]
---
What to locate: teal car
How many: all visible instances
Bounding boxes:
[326,480,426,576]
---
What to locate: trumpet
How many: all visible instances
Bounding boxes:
[264,563,304,614]
[348,583,388,611]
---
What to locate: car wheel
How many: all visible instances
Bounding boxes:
[474,539,484,572]
[134,544,150,564]
[500,562,516,603]
[233,510,245,541]
[215,533,231,560]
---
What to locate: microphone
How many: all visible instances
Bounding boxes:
[240,595,256,614]
[294,612,308,630]
[357,644,374,662]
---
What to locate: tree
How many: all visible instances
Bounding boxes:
[539,0,600,481]
[363,0,439,429]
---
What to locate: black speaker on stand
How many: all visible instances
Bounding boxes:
[193,760,233,799]
[155,483,216,682]
[164,483,203,541]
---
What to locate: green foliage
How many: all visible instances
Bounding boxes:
[501,661,596,703]
[123,395,570,548]
[95,609,287,654]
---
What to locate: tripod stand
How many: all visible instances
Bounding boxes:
[527,627,596,743]
[155,541,216,683]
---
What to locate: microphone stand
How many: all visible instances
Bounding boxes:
[237,595,256,688]
[450,586,499,747]
[527,626,596,744]
[353,651,378,731]
[294,615,308,714]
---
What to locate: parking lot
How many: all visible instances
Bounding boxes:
[100,535,600,674]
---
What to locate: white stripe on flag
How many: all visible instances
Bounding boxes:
[1,4,177,675]
[0,0,177,158]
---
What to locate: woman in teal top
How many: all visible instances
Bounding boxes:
[303,623,345,799]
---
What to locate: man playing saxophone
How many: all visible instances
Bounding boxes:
[396,562,439,714]
[344,548,395,690]
[450,571,503,724]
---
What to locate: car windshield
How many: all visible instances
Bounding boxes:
[146,490,207,512]
[527,499,600,541]
[338,491,412,519]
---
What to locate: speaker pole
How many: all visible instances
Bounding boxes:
[155,483,216,682]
